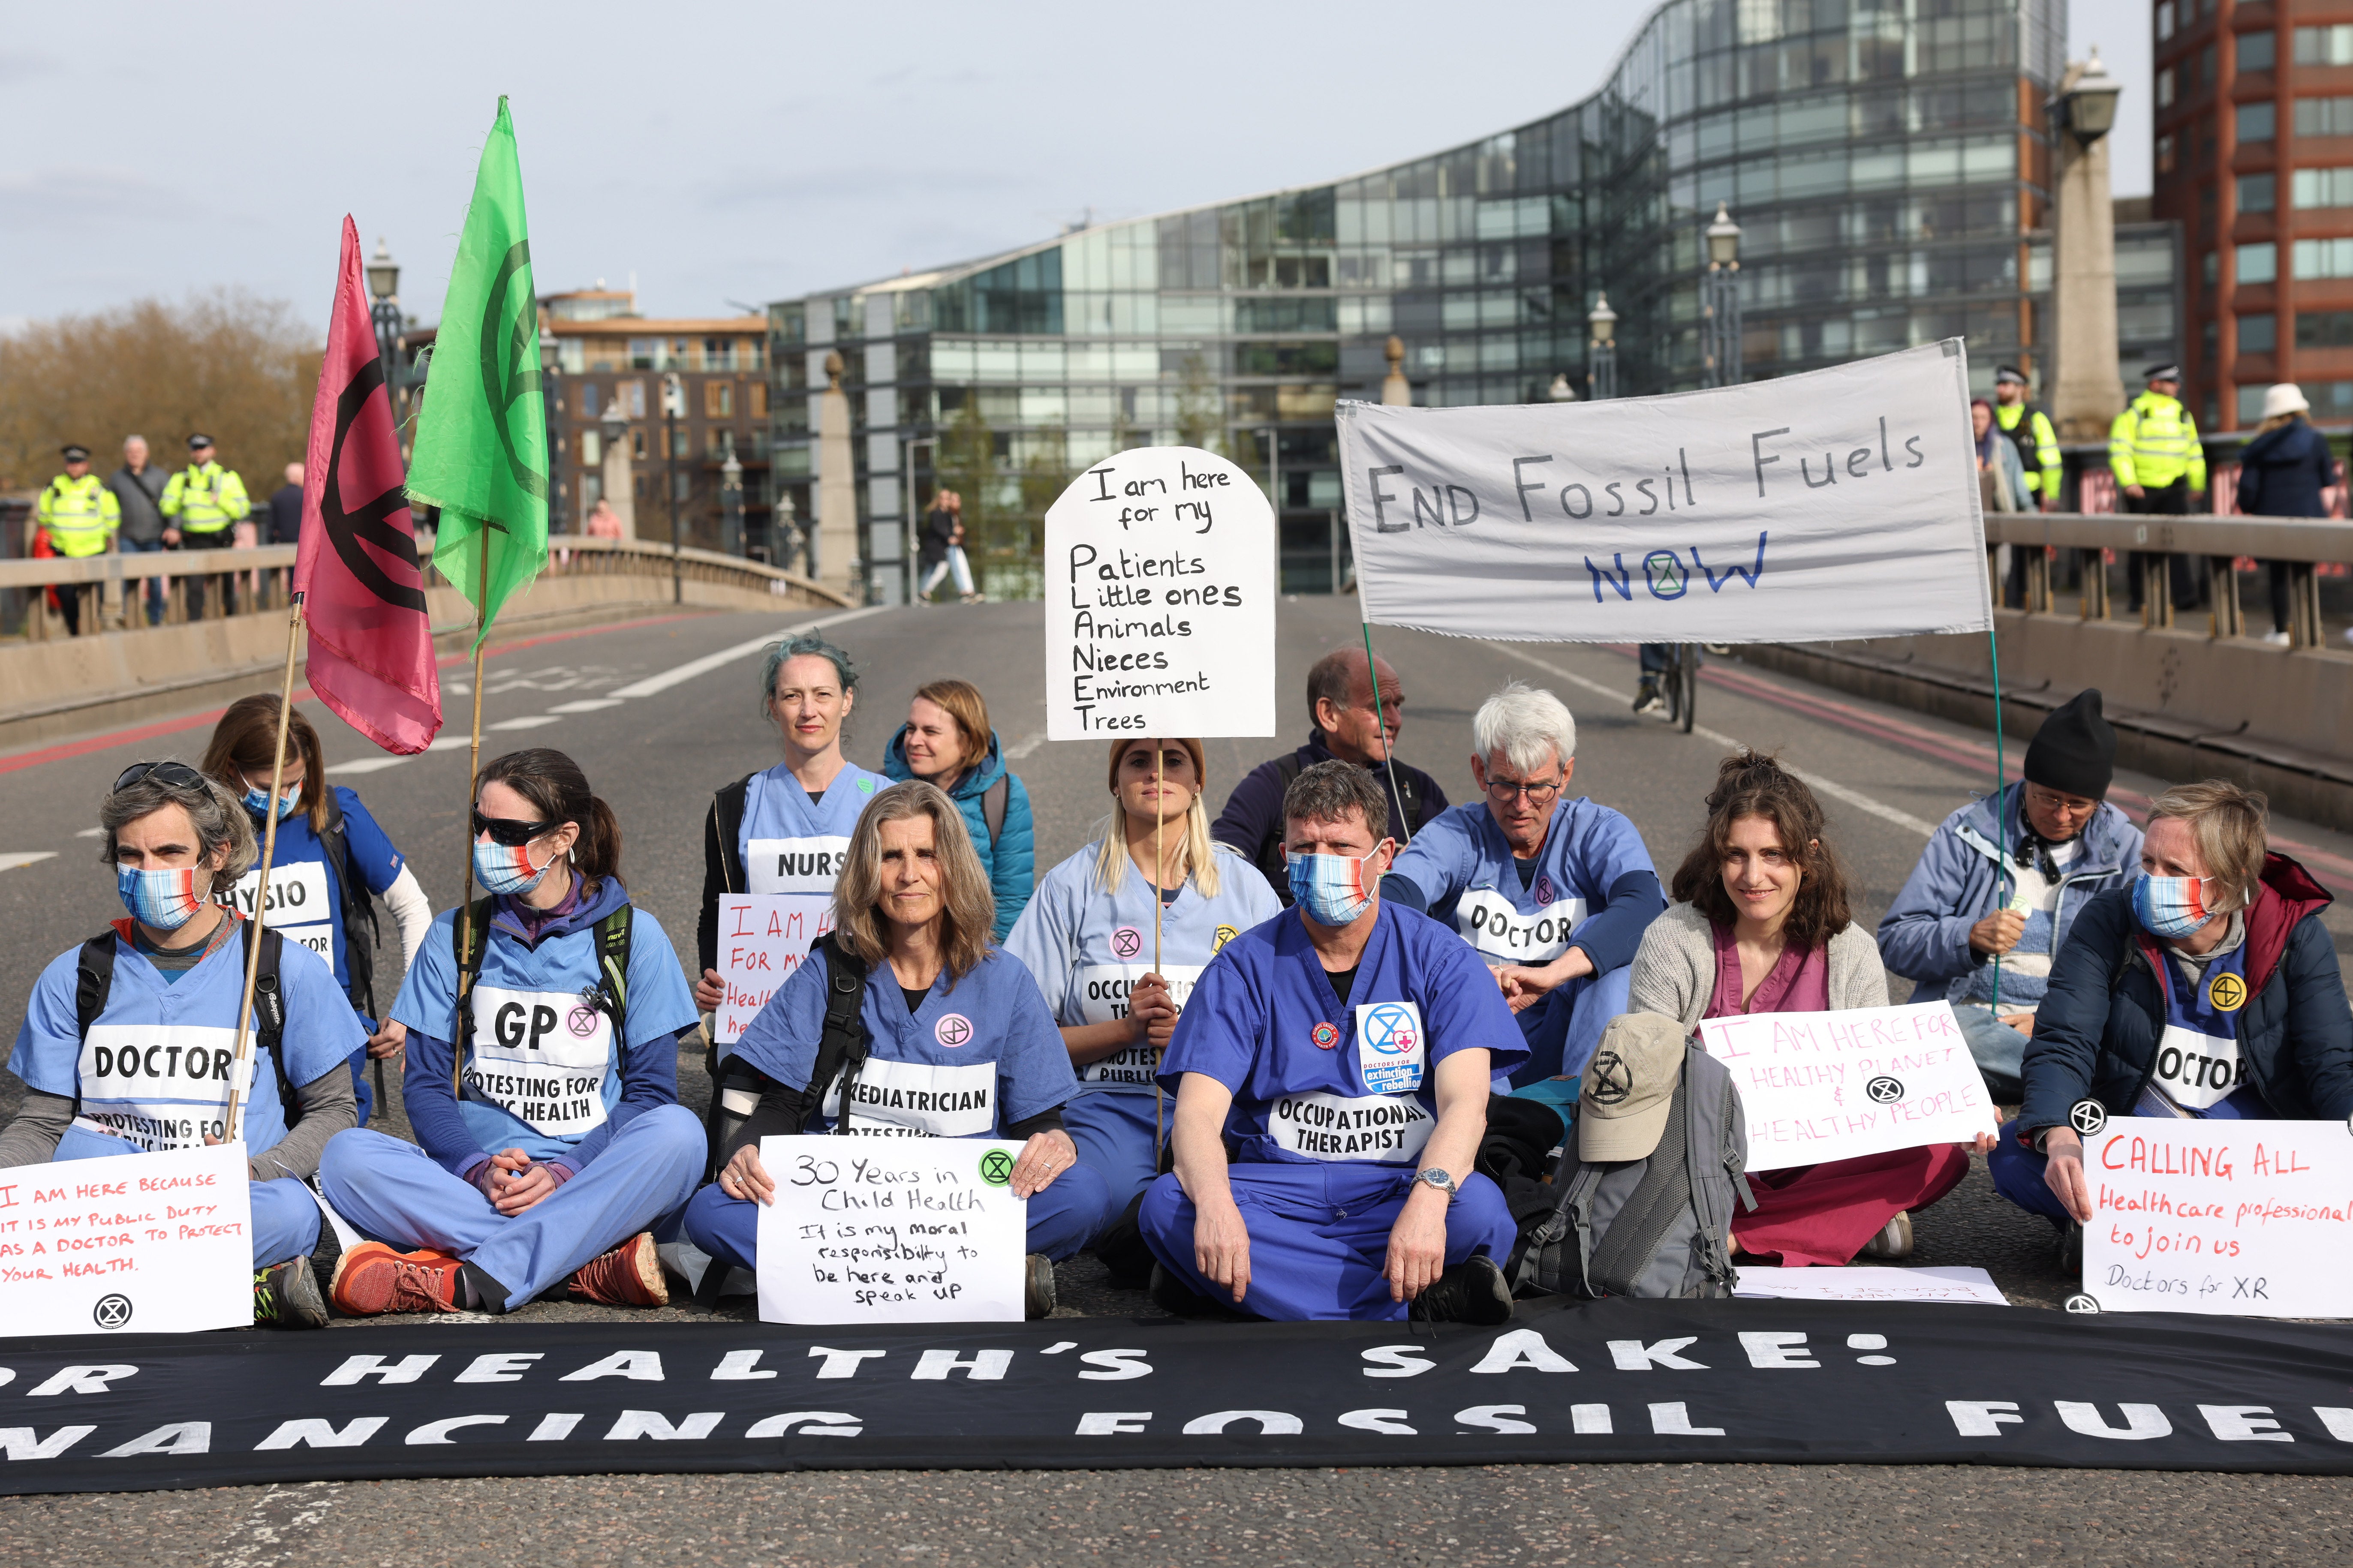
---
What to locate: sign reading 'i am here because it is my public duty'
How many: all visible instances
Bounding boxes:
[1044,446,1275,742]
[1335,341,1992,645]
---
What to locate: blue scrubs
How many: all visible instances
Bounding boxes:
[1002,843,1282,1214]
[737,758,891,896]
[684,947,1109,1269]
[10,919,366,1268]
[1137,901,1528,1321]
[1387,796,1662,1087]
[220,787,408,1126]
[1991,942,2266,1223]
[319,878,704,1309]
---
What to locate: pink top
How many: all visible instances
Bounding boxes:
[1703,920,1831,1019]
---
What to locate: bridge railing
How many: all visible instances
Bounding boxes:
[0,532,850,640]
[1980,512,2353,649]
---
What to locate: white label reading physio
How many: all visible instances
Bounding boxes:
[217,859,334,959]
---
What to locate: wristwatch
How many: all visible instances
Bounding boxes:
[1412,1167,1459,1200]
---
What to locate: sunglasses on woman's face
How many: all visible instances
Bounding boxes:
[471,809,556,847]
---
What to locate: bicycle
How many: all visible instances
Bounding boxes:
[1661,642,1698,734]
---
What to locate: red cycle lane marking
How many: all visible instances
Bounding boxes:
[0,613,699,778]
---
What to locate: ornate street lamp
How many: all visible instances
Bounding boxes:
[720,433,744,559]
[1547,372,1576,402]
[1587,293,1619,402]
[662,372,686,604]
[2055,45,2123,144]
[1702,203,1743,388]
[366,238,407,432]
[539,317,563,535]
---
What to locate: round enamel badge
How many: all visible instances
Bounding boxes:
[1535,875,1556,906]
[2208,971,2247,1012]
[1213,924,1238,953]
[935,1013,975,1048]
[1110,925,1144,960]
[1312,1021,1341,1050]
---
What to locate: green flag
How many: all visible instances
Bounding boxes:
[408,96,548,643]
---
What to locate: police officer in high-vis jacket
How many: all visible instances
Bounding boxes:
[2109,364,2207,615]
[36,444,120,635]
[159,433,250,620]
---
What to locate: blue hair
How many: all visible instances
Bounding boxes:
[761,633,859,717]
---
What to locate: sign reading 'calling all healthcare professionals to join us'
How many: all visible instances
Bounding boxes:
[1044,446,1276,742]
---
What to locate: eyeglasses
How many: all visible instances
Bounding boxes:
[113,761,208,794]
[472,809,556,847]
[1484,776,1563,806]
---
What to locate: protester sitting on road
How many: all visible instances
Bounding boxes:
[319,748,704,1315]
[1384,681,1663,1093]
[2233,383,2342,647]
[0,761,362,1328]
[1212,647,1449,905]
[686,780,1107,1318]
[884,677,1035,939]
[1140,760,1523,1324]
[1987,781,2353,1260]
[1004,737,1282,1273]
[693,633,890,1013]
[201,695,435,1127]
[1630,751,1991,1265]
[1876,690,2142,1102]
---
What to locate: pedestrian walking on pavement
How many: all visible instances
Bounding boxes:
[106,435,169,627]
[34,443,120,636]
[268,463,306,545]
[160,433,251,619]
[917,488,979,602]
[2233,384,2341,646]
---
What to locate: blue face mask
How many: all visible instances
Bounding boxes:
[243,783,301,822]
[1287,845,1385,928]
[116,864,208,931]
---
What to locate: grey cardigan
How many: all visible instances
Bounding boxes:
[1628,901,1894,1032]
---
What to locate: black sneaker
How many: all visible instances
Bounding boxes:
[2058,1220,2083,1274]
[254,1257,329,1329]
[1149,1262,1250,1320]
[1024,1253,1057,1319]
[1631,681,1664,716]
[1410,1256,1515,1326]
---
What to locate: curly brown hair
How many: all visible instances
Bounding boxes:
[1668,749,1853,952]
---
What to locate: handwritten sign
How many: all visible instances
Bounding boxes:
[1044,445,1276,741]
[717,893,835,1043]
[0,1143,253,1337]
[2080,1117,2353,1319]
[1337,341,1989,643]
[754,1135,1027,1325]
[1696,1002,1999,1173]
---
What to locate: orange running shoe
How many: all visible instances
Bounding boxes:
[330,1241,468,1316]
[567,1233,668,1307]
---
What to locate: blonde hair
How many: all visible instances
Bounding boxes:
[2147,780,2269,913]
[832,781,995,980]
[1092,736,1222,899]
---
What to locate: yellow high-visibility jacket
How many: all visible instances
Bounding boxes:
[36,472,120,558]
[159,460,251,533]
[2109,392,2206,491]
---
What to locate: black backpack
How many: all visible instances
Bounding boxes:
[702,931,872,1181]
[73,920,296,1129]
[448,894,634,1099]
[315,794,382,1018]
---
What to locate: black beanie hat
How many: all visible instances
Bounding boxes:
[2023,689,2115,799]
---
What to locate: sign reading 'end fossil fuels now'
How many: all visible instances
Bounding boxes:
[1044,446,1275,742]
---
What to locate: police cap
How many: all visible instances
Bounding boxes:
[60,444,90,463]
[2143,363,2181,384]
[1993,365,2027,386]
[187,433,215,451]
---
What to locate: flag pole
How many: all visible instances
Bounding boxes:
[1153,745,1166,1156]
[1360,622,1411,846]
[225,594,306,1144]
[452,526,491,1097]
[1988,620,2008,1017]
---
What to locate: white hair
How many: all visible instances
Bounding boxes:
[1472,681,1576,775]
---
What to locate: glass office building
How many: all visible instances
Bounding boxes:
[770,0,2067,598]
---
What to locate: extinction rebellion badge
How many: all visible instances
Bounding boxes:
[2208,971,2247,1012]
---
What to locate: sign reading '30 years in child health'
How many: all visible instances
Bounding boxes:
[1044,446,1275,741]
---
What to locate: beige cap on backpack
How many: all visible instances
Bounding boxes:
[1579,1012,1688,1162]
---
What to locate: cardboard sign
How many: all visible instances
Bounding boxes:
[1337,341,1990,644]
[716,893,836,1044]
[0,1143,253,1337]
[2080,1117,2353,1319]
[1043,445,1276,741]
[1696,1002,1999,1173]
[754,1135,1027,1325]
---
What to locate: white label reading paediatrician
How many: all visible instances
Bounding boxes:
[821,1057,999,1137]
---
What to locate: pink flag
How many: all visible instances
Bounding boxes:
[293,217,443,753]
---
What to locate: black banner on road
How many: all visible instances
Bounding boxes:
[5,1299,2353,1496]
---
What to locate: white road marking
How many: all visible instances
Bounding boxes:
[75,827,107,838]
[215,1481,345,1568]
[0,852,57,872]
[326,757,410,775]
[1482,642,1939,838]
[487,715,563,730]
[426,736,473,753]
[1003,729,1049,760]
[548,698,626,713]
[605,606,884,700]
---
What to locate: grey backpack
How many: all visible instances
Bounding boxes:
[1516,1042,1751,1300]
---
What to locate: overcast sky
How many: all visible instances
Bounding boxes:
[0,0,2149,332]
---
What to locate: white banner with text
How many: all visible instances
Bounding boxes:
[0,1142,253,1337]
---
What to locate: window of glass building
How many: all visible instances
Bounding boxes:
[2239,30,2275,72]
[580,381,600,418]
[2294,237,2353,278]
[2239,242,2278,282]
[706,382,734,418]
[2295,24,2353,65]
[2158,67,2175,109]
[2238,313,2277,353]
[2297,309,2353,347]
[2293,168,2353,208]
[2239,101,2277,141]
[2294,98,2353,137]
[2239,173,2276,213]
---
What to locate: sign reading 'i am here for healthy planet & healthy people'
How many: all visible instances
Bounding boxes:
[1336,341,1990,644]
[755,1135,1029,1325]
[1044,446,1275,741]
[2079,1117,2353,1319]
